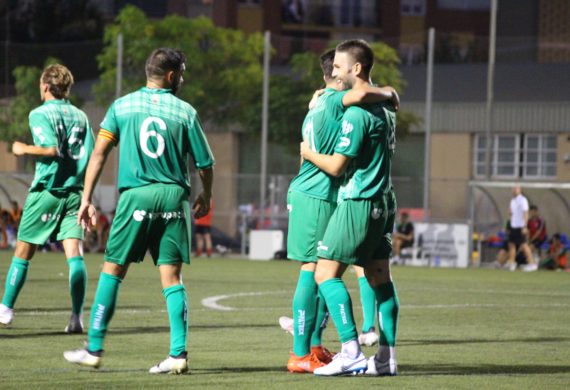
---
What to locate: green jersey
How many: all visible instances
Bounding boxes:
[289,88,347,202]
[335,101,396,201]
[100,87,215,193]
[28,99,94,192]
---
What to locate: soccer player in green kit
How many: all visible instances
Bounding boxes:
[286,49,398,373]
[301,39,399,376]
[64,48,214,374]
[0,64,94,334]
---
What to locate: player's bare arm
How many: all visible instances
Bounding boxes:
[12,141,58,157]
[77,133,114,230]
[308,89,325,109]
[300,140,351,177]
[193,167,213,219]
[343,85,400,111]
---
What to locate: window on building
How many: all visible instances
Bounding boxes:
[401,0,426,16]
[473,134,557,179]
[523,134,557,178]
[437,0,490,11]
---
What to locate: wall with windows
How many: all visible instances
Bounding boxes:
[429,130,569,221]
[472,133,558,180]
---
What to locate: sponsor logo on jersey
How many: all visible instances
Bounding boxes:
[41,213,60,223]
[317,241,328,252]
[338,137,351,148]
[132,210,184,222]
[33,127,45,143]
[341,120,353,134]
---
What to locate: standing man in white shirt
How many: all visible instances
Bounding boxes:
[506,186,535,271]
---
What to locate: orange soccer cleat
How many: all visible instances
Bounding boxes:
[287,352,326,373]
[311,345,335,364]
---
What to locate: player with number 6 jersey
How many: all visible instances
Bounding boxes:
[64,48,214,374]
[0,64,94,334]
[98,87,213,193]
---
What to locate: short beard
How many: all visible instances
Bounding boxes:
[171,77,181,95]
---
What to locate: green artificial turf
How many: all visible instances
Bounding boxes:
[0,253,569,389]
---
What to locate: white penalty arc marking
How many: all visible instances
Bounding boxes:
[201,291,287,311]
[199,290,570,312]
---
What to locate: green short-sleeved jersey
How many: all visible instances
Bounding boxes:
[100,87,215,192]
[335,101,396,201]
[28,100,94,192]
[288,88,347,202]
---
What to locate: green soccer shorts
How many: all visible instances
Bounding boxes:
[286,190,336,262]
[104,184,192,266]
[18,190,83,245]
[317,191,397,266]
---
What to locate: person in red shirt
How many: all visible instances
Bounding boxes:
[195,200,213,257]
[527,205,547,258]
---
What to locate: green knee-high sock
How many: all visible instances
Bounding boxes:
[67,256,87,316]
[87,272,122,352]
[292,270,318,357]
[318,278,358,343]
[164,284,188,357]
[358,276,376,333]
[310,290,329,347]
[376,281,400,347]
[2,257,29,308]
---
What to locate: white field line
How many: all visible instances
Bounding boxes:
[8,287,569,317]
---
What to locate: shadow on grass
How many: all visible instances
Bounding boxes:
[10,305,150,313]
[401,363,570,376]
[191,366,286,374]
[402,336,570,346]
[0,323,280,339]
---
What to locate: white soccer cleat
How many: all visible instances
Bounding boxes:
[313,352,367,376]
[63,348,102,369]
[365,355,398,376]
[508,262,517,272]
[64,313,84,334]
[522,263,538,272]
[149,356,188,374]
[358,330,379,347]
[279,316,294,335]
[0,303,14,326]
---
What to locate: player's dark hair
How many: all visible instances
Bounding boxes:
[335,39,374,77]
[530,205,538,211]
[319,49,335,82]
[145,48,186,79]
[41,64,74,99]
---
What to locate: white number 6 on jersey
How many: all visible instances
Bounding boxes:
[140,117,166,158]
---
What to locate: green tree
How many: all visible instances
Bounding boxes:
[94,6,264,129]
[245,41,418,148]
